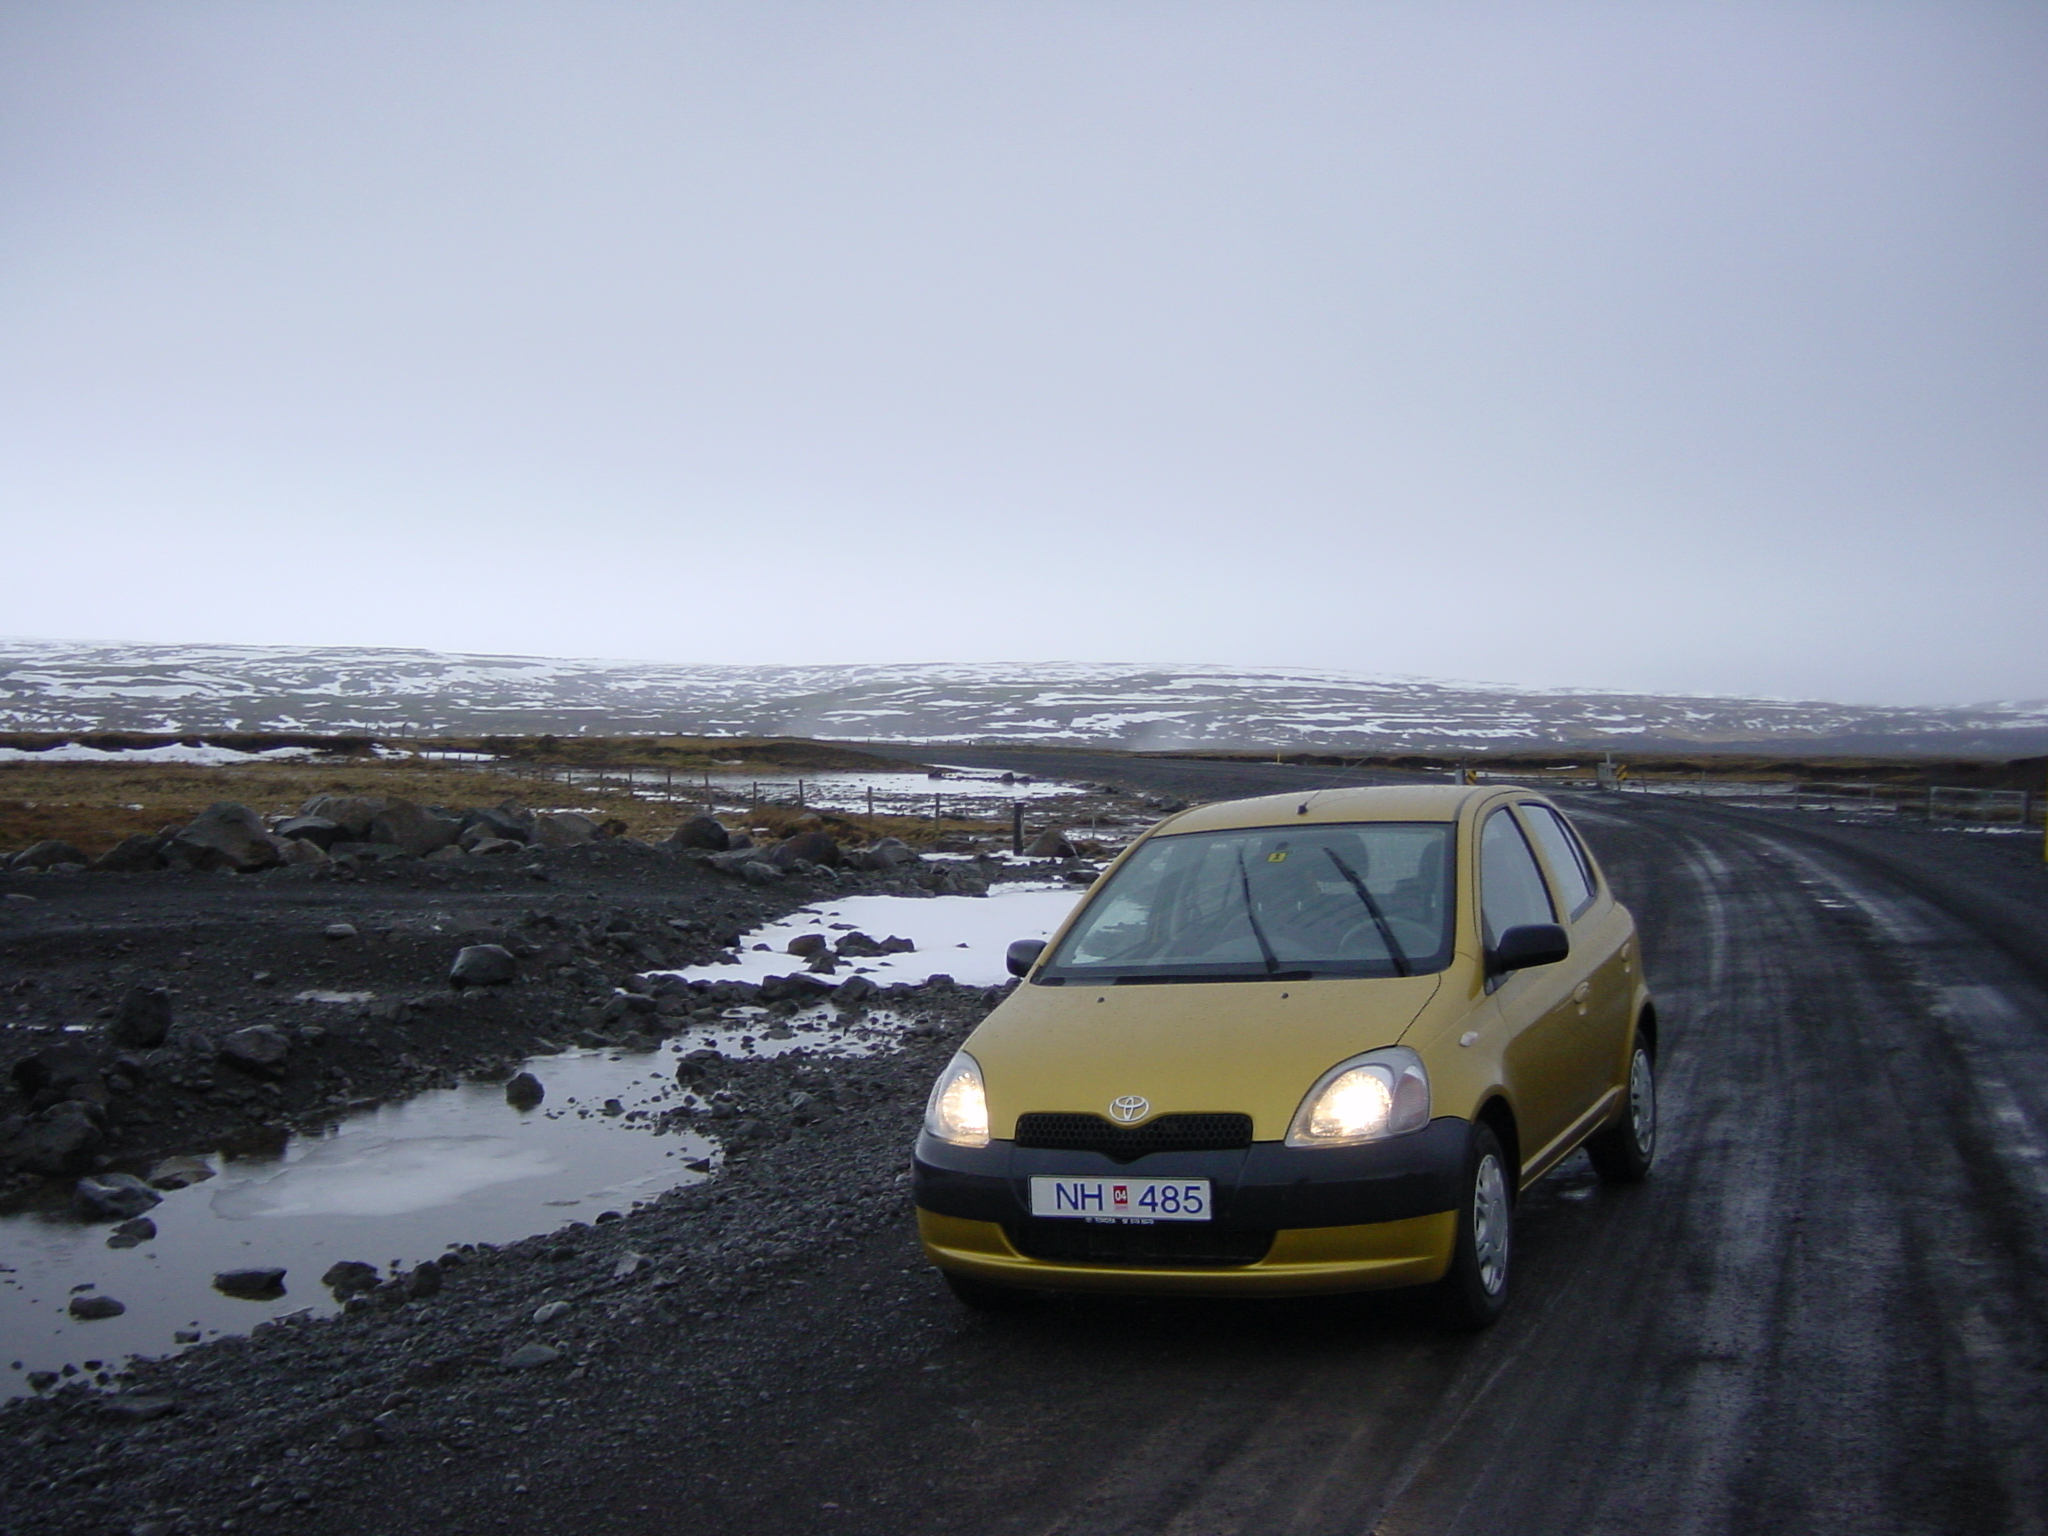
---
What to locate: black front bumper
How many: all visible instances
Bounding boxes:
[913,1118,1469,1233]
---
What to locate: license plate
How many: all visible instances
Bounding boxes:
[1028,1176,1212,1222]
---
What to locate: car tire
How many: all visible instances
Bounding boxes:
[1586,1038,1656,1184]
[942,1271,1034,1312]
[1430,1122,1514,1332]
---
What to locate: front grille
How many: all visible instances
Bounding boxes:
[1014,1112,1253,1162]
[1007,1220,1273,1267]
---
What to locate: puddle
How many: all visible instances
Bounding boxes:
[661,882,1083,991]
[0,1050,719,1400]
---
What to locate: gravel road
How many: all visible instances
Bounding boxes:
[5,751,2045,1535]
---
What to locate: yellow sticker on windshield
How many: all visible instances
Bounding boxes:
[1267,851,1288,863]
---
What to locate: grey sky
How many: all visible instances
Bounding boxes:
[2,2,2042,708]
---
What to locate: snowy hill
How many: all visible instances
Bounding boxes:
[2,640,2044,755]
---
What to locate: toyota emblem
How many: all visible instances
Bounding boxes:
[1109,1095,1150,1123]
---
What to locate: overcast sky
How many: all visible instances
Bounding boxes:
[2,2,2042,708]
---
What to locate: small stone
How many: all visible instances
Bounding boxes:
[324,922,358,941]
[110,985,174,1049]
[449,944,517,988]
[405,1264,442,1299]
[532,1301,571,1325]
[147,1155,214,1190]
[99,1395,177,1423]
[218,1025,291,1077]
[335,1422,382,1450]
[113,1216,158,1241]
[504,1072,544,1108]
[612,1252,652,1280]
[501,1343,562,1370]
[213,1267,287,1299]
[75,1173,163,1221]
[69,1293,126,1319]
[322,1260,379,1294]
[173,1329,201,1343]
[787,933,829,958]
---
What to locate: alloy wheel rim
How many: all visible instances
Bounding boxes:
[1472,1153,1510,1295]
[1629,1050,1656,1156]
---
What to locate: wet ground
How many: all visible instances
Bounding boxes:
[4,749,2048,1534]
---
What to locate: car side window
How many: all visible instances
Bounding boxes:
[1518,805,1596,918]
[1480,809,1556,948]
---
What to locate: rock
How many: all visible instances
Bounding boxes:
[166,802,285,872]
[771,831,841,869]
[299,794,387,839]
[334,1422,383,1451]
[804,950,839,974]
[1024,830,1078,858]
[10,1043,101,1099]
[147,1154,214,1190]
[531,811,598,849]
[504,1071,545,1108]
[218,1025,291,1077]
[787,933,830,958]
[366,799,462,857]
[856,837,922,870]
[112,1216,158,1241]
[533,1300,571,1325]
[0,1102,103,1175]
[449,944,517,988]
[110,985,173,1049]
[405,1263,443,1299]
[465,836,524,857]
[424,844,467,863]
[94,831,171,872]
[459,806,532,846]
[98,1395,177,1423]
[75,1173,163,1221]
[326,841,411,866]
[324,922,359,940]
[274,815,344,849]
[213,1267,287,1298]
[758,973,837,1004]
[741,861,784,885]
[878,935,917,954]
[663,814,732,853]
[612,1252,652,1280]
[69,1293,126,1320]
[279,836,329,866]
[835,974,877,1006]
[501,1343,562,1370]
[321,1260,380,1295]
[16,839,91,870]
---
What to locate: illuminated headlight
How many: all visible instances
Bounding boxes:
[924,1051,990,1147]
[1285,1047,1430,1147]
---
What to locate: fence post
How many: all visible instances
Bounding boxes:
[1012,802,1024,855]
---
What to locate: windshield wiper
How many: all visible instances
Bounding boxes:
[1323,848,1413,977]
[1235,847,1283,976]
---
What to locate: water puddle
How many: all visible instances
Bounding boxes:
[0,1050,720,1400]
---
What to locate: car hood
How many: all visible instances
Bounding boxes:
[968,974,1446,1141]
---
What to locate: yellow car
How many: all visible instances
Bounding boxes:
[912,785,1655,1328]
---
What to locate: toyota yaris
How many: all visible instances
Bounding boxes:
[912,785,1655,1328]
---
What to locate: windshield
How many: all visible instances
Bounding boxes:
[1039,822,1456,983]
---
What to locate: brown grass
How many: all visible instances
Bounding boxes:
[0,758,1013,859]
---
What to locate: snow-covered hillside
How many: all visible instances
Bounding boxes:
[2,641,2043,755]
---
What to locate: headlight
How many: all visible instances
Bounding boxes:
[924,1051,990,1147]
[1285,1047,1430,1147]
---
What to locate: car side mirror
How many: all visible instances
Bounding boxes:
[1006,939,1047,979]
[1487,923,1570,976]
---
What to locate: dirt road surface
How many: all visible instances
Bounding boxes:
[6,751,2045,1534]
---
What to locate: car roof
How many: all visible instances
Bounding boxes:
[1152,784,1494,836]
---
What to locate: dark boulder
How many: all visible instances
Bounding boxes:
[758,973,838,1004]
[771,832,841,869]
[321,1260,380,1295]
[664,815,731,852]
[274,816,344,850]
[213,1268,287,1299]
[787,933,830,958]
[94,831,171,872]
[166,803,283,872]
[217,1025,291,1077]
[459,806,532,847]
[69,1294,126,1320]
[10,1043,101,1100]
[1024,830,1078,858]
[110,985,173,1049]
[450,944,518,988]
[75,1173,162,1221]
[504,1072,544,1108]
[367,800,462,857]
[835,974,878,1006]
[16,839,90,870]
[531,811,598,848]
[299,794,387,839]
[1,1101,105,1175]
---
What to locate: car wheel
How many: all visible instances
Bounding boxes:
[1430,1122,1514,1331]
[942,1271,1034,1312]
[1586,1039,1656,1184]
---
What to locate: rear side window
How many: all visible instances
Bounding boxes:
[1479,809,1554,947]
[1518,804,1596,917]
